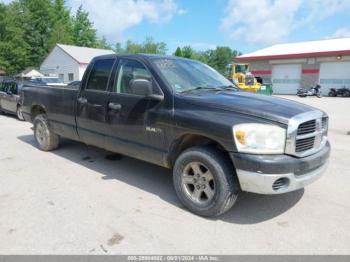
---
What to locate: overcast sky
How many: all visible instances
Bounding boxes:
[2,0,350,53]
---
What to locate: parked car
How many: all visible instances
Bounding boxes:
[30,77,66,86]
[21,54,330,217]
[0,80,24,120]
[328,87,350,97]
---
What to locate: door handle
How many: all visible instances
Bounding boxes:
[108,102,122,111]
[78,97,88,104]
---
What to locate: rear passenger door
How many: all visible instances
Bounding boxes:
[76,58,116,147]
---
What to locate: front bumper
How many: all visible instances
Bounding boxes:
[230,141,330,194]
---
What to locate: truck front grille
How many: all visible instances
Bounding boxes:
[297,120,316,135]
[295,137,315,152]
[285,111,328,158]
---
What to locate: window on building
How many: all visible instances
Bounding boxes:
[68,73,74,82]
[86,59,115,91]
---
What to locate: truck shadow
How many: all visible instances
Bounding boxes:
[18,135,304,225]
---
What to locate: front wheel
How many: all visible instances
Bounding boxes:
[33,114,59,151]
[173,146,239,217]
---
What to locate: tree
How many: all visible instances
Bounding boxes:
[181,46,193,58]
[172,45,240,75]
[72,5,97,48]
[0,2,29,74]
[48,0,73,49]
[19,0,53,67]
[95,36,111,49]
[114,42,125,54]
[142,37,167,54]
[174,47,182,57]
[122,38,167,54]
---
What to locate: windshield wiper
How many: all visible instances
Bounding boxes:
[217,85,239,91]
[180,86,225,93]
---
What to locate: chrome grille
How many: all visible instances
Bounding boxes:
[296,137,315,152]
[297,120,316,135]
[285,111,328,158]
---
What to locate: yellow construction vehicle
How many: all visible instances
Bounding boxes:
[226,63,261,92]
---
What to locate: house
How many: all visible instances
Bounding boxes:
[15,68,43,79]
[236,38,350,95]
[40,44,115,83]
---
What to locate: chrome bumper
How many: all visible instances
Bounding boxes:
[236,161,329,195]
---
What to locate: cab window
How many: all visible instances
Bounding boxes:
[113,59,161,95]
[86,58,115,91]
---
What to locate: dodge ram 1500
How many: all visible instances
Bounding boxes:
[21,54,330,217]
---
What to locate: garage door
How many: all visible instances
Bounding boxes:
[320,62,350,95]
[272,64,301,94]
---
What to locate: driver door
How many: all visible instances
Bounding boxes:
[104,58,166,164]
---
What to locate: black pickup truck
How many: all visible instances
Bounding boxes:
[21,54,330,217]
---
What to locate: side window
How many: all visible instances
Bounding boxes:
[86,58,115,91]
[9,83,17,94]
[114,59,160,95]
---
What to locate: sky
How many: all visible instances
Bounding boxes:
[2,0,350,54]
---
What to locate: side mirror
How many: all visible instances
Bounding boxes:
[130,79,164,101]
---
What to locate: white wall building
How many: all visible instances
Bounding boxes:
[40,44,115,83]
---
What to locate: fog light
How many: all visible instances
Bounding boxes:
[272,177,290,191]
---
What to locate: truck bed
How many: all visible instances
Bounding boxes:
[21,85,79,140]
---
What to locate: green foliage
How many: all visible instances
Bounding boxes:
[72,5,97,48]
[48,0,74,49]
[174,45,239,74]
[95,36,111,49]
[0,1,101,75]
[115,37,167,55]
[174,47,182,57]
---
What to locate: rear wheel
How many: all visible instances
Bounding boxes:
[33,114,59,151]
[16,105,24,121]
[173,146,239,217]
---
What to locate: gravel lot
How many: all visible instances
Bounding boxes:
[0,96,349,255]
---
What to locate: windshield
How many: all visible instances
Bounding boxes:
[152,58,236,93]
[236,64,248,74]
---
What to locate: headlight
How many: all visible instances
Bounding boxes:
[233,124,286,154]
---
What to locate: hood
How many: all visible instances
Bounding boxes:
[180,90,317,124]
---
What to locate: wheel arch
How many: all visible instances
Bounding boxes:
[167,133,232,169]
[30,104,47,121]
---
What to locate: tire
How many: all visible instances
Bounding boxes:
[173,146,239,217]
[33,114,59,151]
[328,91,336,97]
[16,105,25,121]
[342,91,350,97]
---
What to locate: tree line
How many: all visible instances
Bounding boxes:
[0,0,240,76]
